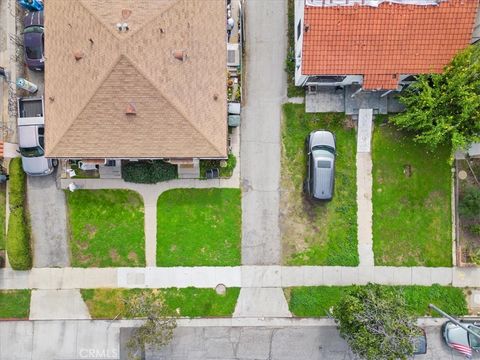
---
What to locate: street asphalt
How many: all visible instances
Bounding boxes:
[0,320,472,360]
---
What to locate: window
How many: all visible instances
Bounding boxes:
[297,20,301,40]
[308,75,347,83]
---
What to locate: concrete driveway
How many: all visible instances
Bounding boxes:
[27,170,69,267]
[241,0,286,265]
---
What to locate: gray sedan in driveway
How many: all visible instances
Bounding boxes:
[304,130,336,201]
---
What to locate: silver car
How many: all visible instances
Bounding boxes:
[443,321,480,353]
[305,130,336,200]
[18,124,55,176]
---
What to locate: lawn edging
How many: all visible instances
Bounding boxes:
[6,158,32,270]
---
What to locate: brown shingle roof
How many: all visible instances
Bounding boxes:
[45,0,227,158]
[302,0,478,90]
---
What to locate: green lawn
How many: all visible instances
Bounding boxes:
[0,183,6,250]
[286,285,467,317]
[372,122,452,266]
[66,189,145,267]
[282,104,358,266]
[157,188,241,266]
[81,288,240,318]
[0,290,31,318]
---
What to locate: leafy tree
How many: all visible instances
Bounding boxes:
[392,45,480,151]
[124,291,177,360]
[332,284,420,360]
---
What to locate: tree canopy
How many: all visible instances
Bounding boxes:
[332,284,420,360]
[392,45,480,152]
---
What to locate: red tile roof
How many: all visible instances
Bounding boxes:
[302,0,478,90]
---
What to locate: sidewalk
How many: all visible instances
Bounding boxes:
[3,265,480,290]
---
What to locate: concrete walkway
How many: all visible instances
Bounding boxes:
[4,265,480,289]
[240,0,285,265]
[29,289,91,320]
[357,109,375,266]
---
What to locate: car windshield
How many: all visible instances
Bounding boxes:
[24,26,43,34]
[20,146,44,157]
[312,145,335,154]
[26,45,42,59]
[468,326,480,348]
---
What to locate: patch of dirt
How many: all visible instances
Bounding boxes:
[127,252,138,262]
[78,241,89,250]
[343,116,356,130]
[84,224,97,240]
[280,146,323,262]
[425,191,443,208]
[109,249,120,262]
[403,164,412,177]
[77,253,93,265]
[170,244,177,252]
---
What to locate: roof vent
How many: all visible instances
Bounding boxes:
[173,50,187,62]
[73,51,84,61]
[116,23,129,32]
[125,102,136,115]
[122,9,132,19]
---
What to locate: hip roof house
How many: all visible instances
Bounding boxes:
[294,0,479,91]
[45,0,227,162]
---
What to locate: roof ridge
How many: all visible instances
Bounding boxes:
[77,0,179,41]
[48,54,124,155]
[122,54,225,157]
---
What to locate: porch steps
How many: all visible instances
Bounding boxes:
[177,160,200,179]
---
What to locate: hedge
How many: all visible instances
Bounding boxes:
[122,160,177,184]
[6,208,31,270]
[8,158,25,210]
[6,158,31,270]
[200,154,237,179]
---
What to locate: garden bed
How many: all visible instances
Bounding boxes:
[456,157,480,266]
[81,287,240,318]
[281,104,358,266]
[372,122,452,267]
[66,189,145,267]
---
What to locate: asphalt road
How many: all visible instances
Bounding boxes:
[0,320,472,360]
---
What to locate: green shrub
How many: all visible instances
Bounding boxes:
[122,160,177,184]
[200,154,237,179]
[459,186,480,219]
[8,158,25,210]
[6,207,31,270]
[468,224,480,236]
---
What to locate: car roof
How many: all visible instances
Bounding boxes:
[18,125,40,148]
[24,10,44,28]
[313,155,334,200]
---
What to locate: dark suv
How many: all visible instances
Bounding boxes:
[23,10,44,71]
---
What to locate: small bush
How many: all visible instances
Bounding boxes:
[122,161,177,184]
[200,154,237,179]
[468,224,480,236]
[459,186,480,219]
[8,158,25,209]
[6,208,31,270]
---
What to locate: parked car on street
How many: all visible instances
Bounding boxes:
[304,130,336,200]
[17,97,55,176]
[23,10,44,71]
[442,320,480,355]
